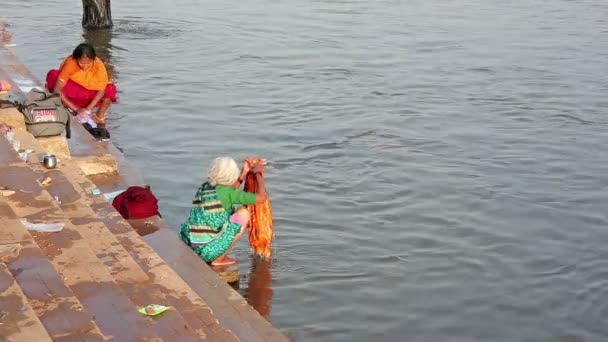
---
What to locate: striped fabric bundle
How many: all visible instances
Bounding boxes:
[187,183,224,247]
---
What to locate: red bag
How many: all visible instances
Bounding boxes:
[112,186,161,219]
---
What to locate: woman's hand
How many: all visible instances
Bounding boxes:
[251,162,266,175]
[242,160,252,176]
[76,108,91,116]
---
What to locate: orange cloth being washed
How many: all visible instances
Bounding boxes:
[244,157,274,258]
[57,56,109,91]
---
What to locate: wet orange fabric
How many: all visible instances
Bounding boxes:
[57,56,109,91]
[244,157,274,258]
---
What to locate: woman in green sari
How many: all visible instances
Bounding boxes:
[181,157,267,266]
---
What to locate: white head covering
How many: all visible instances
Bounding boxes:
[208,156,240,186]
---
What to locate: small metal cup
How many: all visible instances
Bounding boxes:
[43,154,57,169]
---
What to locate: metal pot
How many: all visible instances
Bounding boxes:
[43,154,57,169]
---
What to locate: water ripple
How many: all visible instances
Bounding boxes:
[5,0,608,340]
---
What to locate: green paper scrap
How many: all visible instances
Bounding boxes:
[138,304,170,316]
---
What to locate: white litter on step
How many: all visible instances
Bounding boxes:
[103,189,125,202]
[20,218,64,232]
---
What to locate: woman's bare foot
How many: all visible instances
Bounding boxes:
[92,115,105,125]
[211,256,236,266]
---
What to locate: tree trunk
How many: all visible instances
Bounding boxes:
[82,0,113,29]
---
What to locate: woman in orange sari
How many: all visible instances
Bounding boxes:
[46,43,117,124]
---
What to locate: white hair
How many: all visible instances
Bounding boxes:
[208,157,240,186]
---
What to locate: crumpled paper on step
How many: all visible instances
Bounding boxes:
[138,304,170,316]
[20,218,64,232]
[103,189,125,202]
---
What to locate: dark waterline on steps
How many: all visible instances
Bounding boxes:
[4,0,608,340]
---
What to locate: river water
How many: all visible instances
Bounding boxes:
[4,0,608,341]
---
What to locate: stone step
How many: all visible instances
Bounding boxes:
[0,147,165,340]
[80,169,289,341]
[0,263,53,342]
[66,147,287,341]
[2,117,288,342]
[0,106,26,132]
[147,229,290,342]
[10,126,211,340]
[45,145,241,341]
[0,196,106,341]
[5,126,243,340]
[90,193,288,341]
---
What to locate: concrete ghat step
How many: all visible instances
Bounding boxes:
[146,230,290,342]
[0,163,164,341]
[53,155,241,341]
[0,263,53,342]
[1,111,287,342]
[38,168,210,340]
[0,196,105,341]
[8,129,240,341]
[80,169,289,340]
[46,175,208,338]
[86,195,289,341]
[0,106,26,132]
[66,145,288,340]
[12,129,209,339]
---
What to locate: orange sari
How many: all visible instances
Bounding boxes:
[47,56,117,108]
[57,56,109,91]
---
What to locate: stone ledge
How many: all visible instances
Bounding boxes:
[212,264,241,284]
[37,136,71,161]
[0,107,26,131]
[0,107,71,162]
[73,154,119,176]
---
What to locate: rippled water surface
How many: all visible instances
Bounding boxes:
[4,0,608,340]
